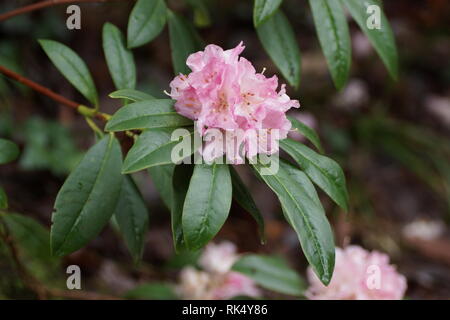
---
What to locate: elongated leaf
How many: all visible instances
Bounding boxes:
[148,165,175,210]
[39,39,98,106]
[123,128,194,173]
[0,138,19,164]
[280,138,349,210]
[109,89,155,102]
[232,254,306,296]
[51,135,123,256]
[105,99,193,132]
[253,0,283,27]
[167,10,203,75]
[343,0,398,79]
[103,23,136,90]
[125,283,177,300]
[256,10,301,88]
[288,115,323,152]
[253,160,335,285]
[182,163,232,250]
[230,167,265,242]
[114,175,149,263]
[127,0,167,48]
[171,165,194,251]
[0,187,8,209]
[308,0,350,89]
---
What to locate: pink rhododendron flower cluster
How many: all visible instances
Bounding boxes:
[306,246,407,300]
[177,242,260,299]
[169,42,300,163]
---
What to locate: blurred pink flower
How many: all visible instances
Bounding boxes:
[306,245,407,300]
[199,241,238,274]
[169,42,299,163]
[177,242,261,300]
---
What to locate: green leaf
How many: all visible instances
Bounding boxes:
[148,164,175,210]
[182,163,232,250]
[167,10,203,75]
[232,254,306,296]
[343,0,398,79]
[171,165,194,252]
[127,0,167,49]
[253,0,283,27]
[280,138,349,210]
[0,187,8,209]
[229,167,265,243]
[287,115,323,152]
[0,138,19,164]
[123,128,194,173]
[51,134,123,256]
[105,99,193,132]
[109,89,155,102]
[125,283,177,300]
[103,23,137,90]
[253,159,335,285]
[308,0,351,89]
[256,10,301,88]
[39,39,98,106]
[114,175,149,263]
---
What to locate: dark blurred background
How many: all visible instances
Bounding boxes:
[0,0,449,299]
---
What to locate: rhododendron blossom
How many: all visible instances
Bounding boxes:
[169,42,300,164]
[306,246,407,300]
[177,242,260,299]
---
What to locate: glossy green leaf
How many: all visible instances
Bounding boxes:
[280,138,349,210]
[256,10,301,88]
[109,89,155,102]
[171,165,194,252]
[127,0,167,48]
[0,187,8,209]
[0,138,19,164]
[39,39,98,106]
[123,128,194,173]
[253,159,335,285]
[232,254,306,296]
[125,283,177,300]
[308,0,350,89]
[182,163,232,250]
[230,167,265,242]
[288,115,323,152]
[114,175,149,263]
[105,99,193,132]
[148,164,175,210]
[103,23,136,90]
[343,0,398,79]
[51,135,123,256]
[167,10,203,75]
[253,0,283,27]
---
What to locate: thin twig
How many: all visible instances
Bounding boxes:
[0,65,107,121]
[0,215,121,300]
[0,0,128,22]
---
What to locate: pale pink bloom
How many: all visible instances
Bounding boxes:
[177,242,261,300]
[169,42,299,163]
[199,241,239,274]
[306,246,407,300]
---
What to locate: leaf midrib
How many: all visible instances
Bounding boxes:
[54,137,114,254]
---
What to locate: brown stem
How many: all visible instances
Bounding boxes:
[0,65,108,121]
[0,0,128,22]
[0,216,120,300]
[0,65,80,109]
